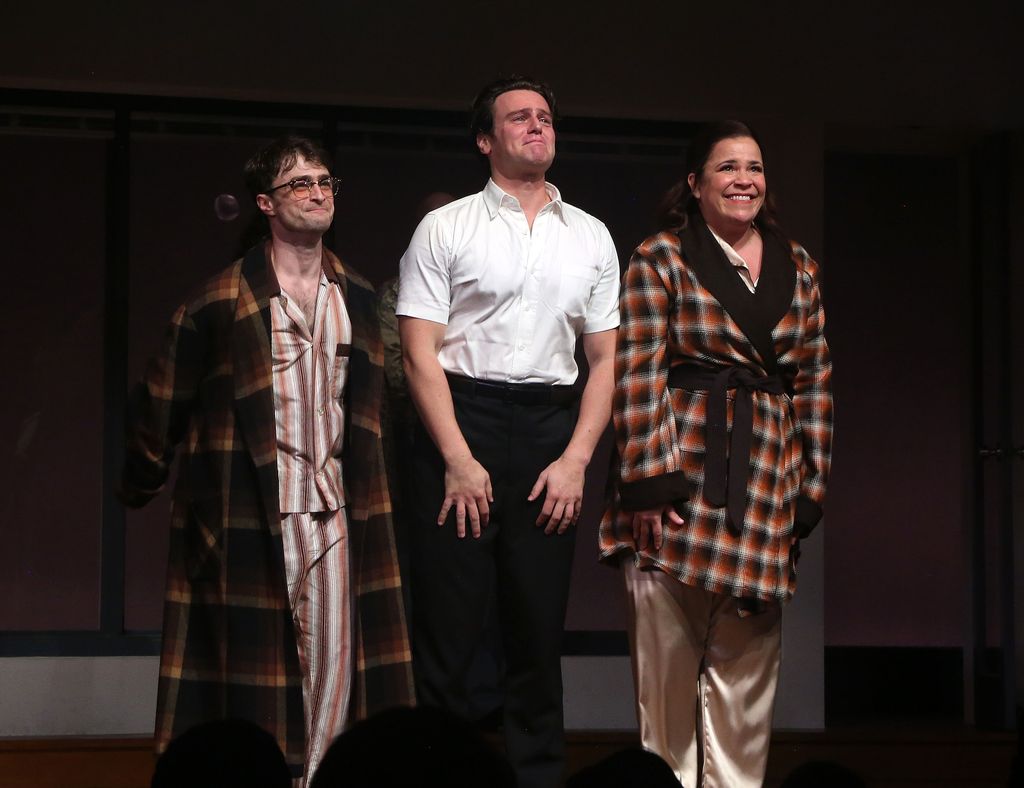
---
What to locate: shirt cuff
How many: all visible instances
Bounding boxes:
[619,471,690,511]
[794,495,823,538]
[581,316,621,334]
[394,300,449,324]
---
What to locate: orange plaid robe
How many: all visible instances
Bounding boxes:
[600,218,833,602]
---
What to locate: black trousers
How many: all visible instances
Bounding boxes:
[410,387,577,788]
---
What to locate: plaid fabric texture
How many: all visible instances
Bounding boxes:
[599,226,833,603]
[122,243,413,774]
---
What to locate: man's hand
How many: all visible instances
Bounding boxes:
[631,505,684,551]
[440,454,493,539]
[528,454,587,535]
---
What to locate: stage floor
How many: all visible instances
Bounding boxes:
[0,722,1016,788]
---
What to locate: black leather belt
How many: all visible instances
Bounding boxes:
[667,364,787,535]
[446,373,577,407]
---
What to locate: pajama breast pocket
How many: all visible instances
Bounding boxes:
[330,342,351,399]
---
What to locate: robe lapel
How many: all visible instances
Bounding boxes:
[678,214,795,374]
[232,242,281,529]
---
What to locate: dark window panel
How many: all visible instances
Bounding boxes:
[0,134,107,630]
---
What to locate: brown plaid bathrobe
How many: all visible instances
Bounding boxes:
[599,216,833,603]
[121,242,414,773]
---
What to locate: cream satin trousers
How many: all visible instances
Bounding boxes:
[623,562,781,788]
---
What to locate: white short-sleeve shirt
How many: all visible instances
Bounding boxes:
[396,179,620,385]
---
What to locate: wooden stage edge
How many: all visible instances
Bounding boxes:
[0,725,1017,788]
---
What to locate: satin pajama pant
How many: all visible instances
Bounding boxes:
[623,561,781,788]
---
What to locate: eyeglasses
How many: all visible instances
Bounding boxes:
[264,176,341,200]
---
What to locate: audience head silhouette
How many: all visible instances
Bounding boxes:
[779,759,866,788]
[309,705,514,788]
[151,718,292,788]
[566,747,680,788]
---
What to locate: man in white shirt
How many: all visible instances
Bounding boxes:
[397,76,620,788]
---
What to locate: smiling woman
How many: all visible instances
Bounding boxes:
[600,120,833,788]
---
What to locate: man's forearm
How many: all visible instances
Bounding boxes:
[562,363,613,467]
[405,359,473,462]
[560,331,616,467]
[400,316,493,533]
[399,318,473,463]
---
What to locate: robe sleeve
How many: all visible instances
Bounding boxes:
[119,303,204,508]
[790,252,833,537]
[614,239,690,511]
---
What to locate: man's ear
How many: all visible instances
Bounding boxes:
[476,133,492,156]
[256,194,276,217]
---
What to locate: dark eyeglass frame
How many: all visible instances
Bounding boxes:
[264,175,341,199]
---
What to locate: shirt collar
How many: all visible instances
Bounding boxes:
[483,178,568,225]
[708,226,755,271]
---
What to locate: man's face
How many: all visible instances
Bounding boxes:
[476,89,555,180]
[256,154,335,238]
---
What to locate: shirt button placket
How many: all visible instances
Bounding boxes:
[515,213,538,376]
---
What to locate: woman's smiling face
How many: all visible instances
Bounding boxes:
[688,135,766,236]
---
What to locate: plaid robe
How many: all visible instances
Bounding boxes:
[121,242,414,773]
[599,217,833,602]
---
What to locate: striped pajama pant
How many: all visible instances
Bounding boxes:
[281,508,352,788]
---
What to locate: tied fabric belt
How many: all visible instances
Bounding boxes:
[667,364,787,536]
[445,373,577,407]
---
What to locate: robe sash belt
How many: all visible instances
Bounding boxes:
[667,364,787,535]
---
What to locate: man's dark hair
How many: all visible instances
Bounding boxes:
[243,135,333,199]
[657,119,784,242]
[469,75,559,141]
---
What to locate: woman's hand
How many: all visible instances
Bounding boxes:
[631,505,684,551]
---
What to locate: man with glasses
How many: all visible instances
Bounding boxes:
[398,77,619,788]
[121,136,413,787]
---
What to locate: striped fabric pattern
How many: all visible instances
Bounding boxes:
[599,228,833,603]
[281,509,351,786]
[271,275,351,513]
[271,272,354,786]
